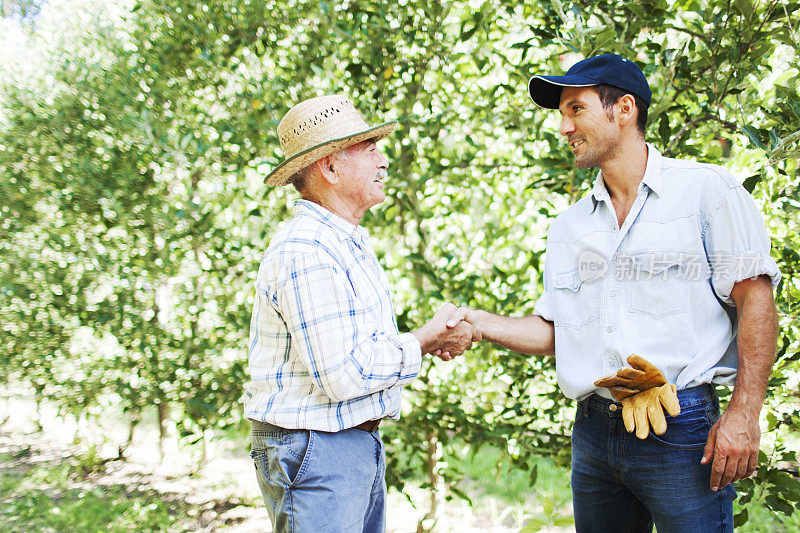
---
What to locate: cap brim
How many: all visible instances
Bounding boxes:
[264,121,398,186]
[528,75,598,109]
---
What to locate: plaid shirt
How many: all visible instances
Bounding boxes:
[243,200,422,431]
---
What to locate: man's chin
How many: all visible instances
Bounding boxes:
[573,154,597,169]
[369,193,386,208]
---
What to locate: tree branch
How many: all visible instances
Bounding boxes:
[665,113,740,156]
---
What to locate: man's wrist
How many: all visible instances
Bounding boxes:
[412,325,435,354]
[726,395,765,418]
[469,309,490,341]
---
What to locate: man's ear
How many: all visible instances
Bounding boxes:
[318,155,338,185]
[616,94,637,127]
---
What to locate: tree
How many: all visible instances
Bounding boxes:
[1,0,797,526]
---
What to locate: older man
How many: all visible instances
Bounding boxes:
[244,94,477,532]
[448,54,780,532]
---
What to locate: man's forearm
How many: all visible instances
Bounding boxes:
[702,275,778,490]
[729,275,779,414]
[471,310,555,356]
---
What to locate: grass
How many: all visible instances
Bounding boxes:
[734,499,800,533]
[2,432,796,532]
[445,444,574,530]
[448,444,571,505]
[0,450,191,532]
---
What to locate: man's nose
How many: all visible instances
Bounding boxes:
[559,116,574,137]
[378,152,389,168]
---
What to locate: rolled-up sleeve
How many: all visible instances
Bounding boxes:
[533,238,555,321]
[278,250,422,403]
[702,178,781,305]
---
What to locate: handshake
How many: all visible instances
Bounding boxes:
[413,303,482,362]
[413,304,681,441]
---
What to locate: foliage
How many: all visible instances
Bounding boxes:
[1,0,798,526]
[0,451,188,531]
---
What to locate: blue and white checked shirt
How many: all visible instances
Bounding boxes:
[243,200,422,431]
[534,145,781,400]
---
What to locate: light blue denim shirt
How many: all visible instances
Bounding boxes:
[534,145,780,400]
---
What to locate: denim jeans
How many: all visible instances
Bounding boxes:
[571,384,736,533]
[250,421,386,532]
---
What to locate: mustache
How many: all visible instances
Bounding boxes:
[376,169,388,180]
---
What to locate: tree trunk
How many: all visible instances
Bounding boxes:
[0,395,8,426]
[416,433,441,533]
[127,409,141,448]
[119,409,141,459]
[199,426,209,467]
[157,402,169,462]
[34,387,44,432]
[72,411,85,445]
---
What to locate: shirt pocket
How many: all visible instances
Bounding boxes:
[346,260,384,316]
[552,270,601,329]
[625,252,690,319]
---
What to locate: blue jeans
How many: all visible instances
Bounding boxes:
[250,421,386,532]
[571,385,736,533]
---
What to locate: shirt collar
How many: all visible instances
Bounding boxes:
[641,143,663,197]
[590,143,663,208]
[294,199,367,243]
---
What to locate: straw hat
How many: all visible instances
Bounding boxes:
[264,95,397,186]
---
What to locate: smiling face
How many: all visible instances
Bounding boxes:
[333,139,390,215]
[558,86,622,169]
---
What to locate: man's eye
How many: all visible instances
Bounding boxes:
[573,106,581,112]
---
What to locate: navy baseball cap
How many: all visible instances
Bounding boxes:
[528,53,651,110]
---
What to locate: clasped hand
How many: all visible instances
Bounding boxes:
[415,303,481,361]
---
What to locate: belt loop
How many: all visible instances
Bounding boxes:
[576,399,587,420]
[710,383,720,410]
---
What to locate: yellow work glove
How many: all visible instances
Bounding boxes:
[594,355,681,439]
[619,383,680,439]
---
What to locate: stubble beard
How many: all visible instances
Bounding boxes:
[573,131,619,170]
[573,144,602,169]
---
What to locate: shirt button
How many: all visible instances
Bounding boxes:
[606,326,615,333]
[609,290,618,298]
[609,404,618,412]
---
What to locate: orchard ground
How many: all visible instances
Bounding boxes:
[0,388,573,532]
[3,388,797,532]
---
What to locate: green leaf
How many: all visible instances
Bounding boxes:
[659,114,671,146]
[448,485,473,505]
[741,126,765,150]
[553,516,575,526]
[733,508,748,527]
[520,519,545,533]
[528,462,538,485]
[742,174,762,193]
